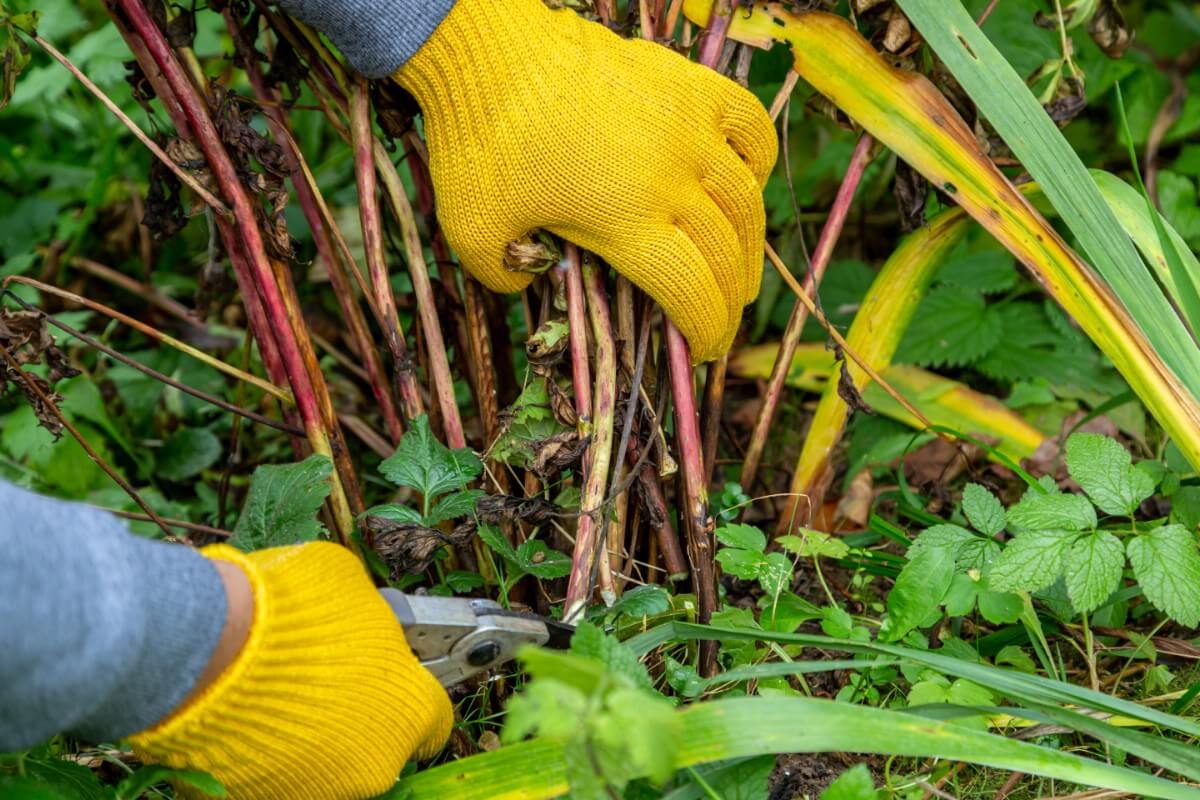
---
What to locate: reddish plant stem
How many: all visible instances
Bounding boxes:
[699,356,728,482]
[673,0,738,678]
[564,248,619,620]
[112,0,357,541]
[231,15,404,444]
[350,78,426,423]
[373,140,467,448]
[563,250,593,422]
[628,439,689,580]
[740,133,874,489]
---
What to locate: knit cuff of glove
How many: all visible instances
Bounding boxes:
[130,543,453,797]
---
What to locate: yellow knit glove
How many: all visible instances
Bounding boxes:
[130,543,453,800]
[396,0,777,363]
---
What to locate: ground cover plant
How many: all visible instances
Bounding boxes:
[2,0,1200,797]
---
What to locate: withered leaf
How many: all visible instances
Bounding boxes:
[531,430,589,477]
[368,517,475,578]
[475,494,562,526]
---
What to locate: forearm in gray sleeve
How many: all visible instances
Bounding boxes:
[274,0,457,78]
[0,481,227,749]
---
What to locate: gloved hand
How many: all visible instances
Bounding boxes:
[131,542,453,800]
[394,0,777,363]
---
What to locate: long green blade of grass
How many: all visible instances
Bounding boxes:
[397,695,1200,799]
[628,623,1200,739]
[894,0,1200,400]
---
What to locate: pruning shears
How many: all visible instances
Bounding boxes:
[381,590,576,686]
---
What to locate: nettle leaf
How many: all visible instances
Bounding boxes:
[986,530,1076,593]
[364,503,423,525]
[962,483,1005,536]
[477,523,518,562]
[778,528,850,559]
[231,455,331,552]
[898,284,1002,368]
[156,428,222,482]
[908,524,975,559]
[569,622,653,691]
[1006,490,1097,532]
[425,489,484,526]
[819,763,877,800]
[117,766,225,800]
[604,584,671,620]
[717,548,768,581]
[1127,524,1200,627]
[380,415,482,499]
[1063,531,1125,613]
[884,545,955,641]
[715,523,767,553]
[1066,433,1155,516]
[516,539,572,579]
[958,538,1002,571]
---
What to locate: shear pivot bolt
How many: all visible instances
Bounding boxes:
[467,640,502,667]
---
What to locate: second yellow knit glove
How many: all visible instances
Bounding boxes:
[130,543,453,800]
[395,0,777,363]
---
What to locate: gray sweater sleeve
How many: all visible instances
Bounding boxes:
[275,0,457,78]
[0,481,227,750]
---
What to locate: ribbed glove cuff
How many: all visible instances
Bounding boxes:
[131,543,453,800]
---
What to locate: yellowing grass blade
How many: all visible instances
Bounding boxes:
[682,1,1200,470]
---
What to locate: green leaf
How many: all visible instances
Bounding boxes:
[757,552,792,599]
[899,285,1002,368]
[986,530,1076,593]
[1127,524,1200,627]
[156,428,222,482]
[380,415,481,499]
[777,528,849,559]
[569,622,653,691]
[908,524,975,559]
[715,523,767,553]
[819,764,877,800]
[425,489,484,526]
[117,766,225,800]
[0,776,73,799]
[23,757,113,800]
[666,756,775,800]
[477,523,518,562]
[1066,433,1155,516]
[995,645,1038,674]
[606,584,672,620]
[884,544,954,641]
[364,503,424,525]
[962,483,1005,536]
[1063,531,1125,613]
[490,382,571,468]
[230,455,331,551]
[716,548,769,581]
[516,539,572,579]
[977,588,1023,625]
[1170,486,1200,533]
[1006,491,1097,532]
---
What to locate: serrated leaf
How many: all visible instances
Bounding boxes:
[569,622,653,691]
[117,766,225,800]
[715,523,767,553]
[908,524,976,559]
[884,545,955,641]
[1006,491,1097,532]
[477,523,518,562]
[606,585,671,619]
[820,764,876,800]
[230,455,331,551]
[899,285,1002,368]
[778,528,849,559]
[156,428,222,482]
[364,503,424,525]
[939,249,1019,294]
[1170,486,1200,532]
[516,539,572,579]
[962,483,1005,536]
[1064,531,1125,613]
[425,489,484,526]
[1066,433,1155,516]
[380,415,481,499]
[717,548,769,581]
[986,530,1076,593]
[1127,524,1200,627]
